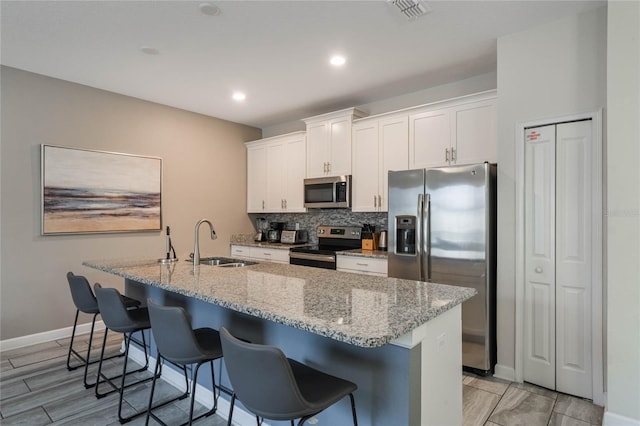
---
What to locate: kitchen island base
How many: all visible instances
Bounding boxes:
[125,279,463,426]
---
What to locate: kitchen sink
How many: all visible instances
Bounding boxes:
[194,257,258,267]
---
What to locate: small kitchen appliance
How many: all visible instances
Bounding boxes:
[289,225,361,269]
[254,217,268,242]
[279,230,308,244]
[303,175,352,208]
[378,230,388,251]
[267,222,285,243]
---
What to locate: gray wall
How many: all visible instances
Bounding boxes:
[0,67,262,340]
[606,2,640,422]
[495,7,606,375]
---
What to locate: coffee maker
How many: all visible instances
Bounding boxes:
[267,222,285,243]
[254,217,268,242]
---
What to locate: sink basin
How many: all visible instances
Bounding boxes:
[194,257,258,267]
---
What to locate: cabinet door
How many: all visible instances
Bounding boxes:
[306,122,329,178]
[379,116,409,211]
[247,144,266,212]
[453,99,497,165]
[265,142,286,212]
[328,117,352,176]
[283,136,306,211]
[352,121,380,212]
[409,109,451,169]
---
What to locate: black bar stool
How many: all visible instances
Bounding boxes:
[93,284,156,424]
[219,327,358,426]
[66,272,141,388]
[145,299,224,426]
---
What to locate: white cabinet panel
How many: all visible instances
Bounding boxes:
[304,108,366,178]
[245,132,306,213]
[352,115,408,212]
[337,255,387,277]
[409,95,497,169]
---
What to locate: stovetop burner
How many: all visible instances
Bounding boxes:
[289,225,362,270]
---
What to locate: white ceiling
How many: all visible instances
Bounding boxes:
[1,0,604,129]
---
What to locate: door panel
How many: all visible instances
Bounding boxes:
[555,120,592,398]
[524,124,556,390]
[523,120,593,399]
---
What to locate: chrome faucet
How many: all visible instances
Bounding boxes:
[193,219,217,266]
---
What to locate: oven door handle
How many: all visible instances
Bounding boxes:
[289,252,336,263]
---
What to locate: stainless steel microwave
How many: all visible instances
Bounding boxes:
[303,175,352,208]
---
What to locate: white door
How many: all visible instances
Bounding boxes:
[523,120,593,399]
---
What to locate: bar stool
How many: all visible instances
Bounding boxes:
[94,284,155,424]
[66,272,141,388]
[145,299,224,426]
[219,327,358,426]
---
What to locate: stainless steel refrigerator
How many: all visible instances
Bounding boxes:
[388,163,497,374]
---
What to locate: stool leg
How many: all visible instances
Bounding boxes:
[94,328,110,398]
[349,393,358,426]
[81,312,98,388]
[66,310,81,371]
[144,351,162,426]
[226,393,236,426]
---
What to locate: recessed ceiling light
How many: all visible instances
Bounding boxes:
[199,2,221,16]
[232,92,246,102]
[140,46,159,55]
[330,55,346,67]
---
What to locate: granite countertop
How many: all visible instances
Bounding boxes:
[83,258,475,348]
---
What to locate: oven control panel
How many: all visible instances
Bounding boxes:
[316,225,361,240]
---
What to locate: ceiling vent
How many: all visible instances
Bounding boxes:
[388,0,432,20]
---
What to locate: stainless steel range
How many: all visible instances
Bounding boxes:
[289,225,362,270]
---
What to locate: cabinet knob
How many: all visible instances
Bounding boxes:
[374,196,377,208]
[445,148,450,162]
[535,267,543,273]
[451,147,456,162]
[378,195,382,209]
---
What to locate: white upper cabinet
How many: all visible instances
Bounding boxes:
[246,132,306,213]
[304,108,367,178]
[409,92,497,169]
[352,115,408,212]
[247,143,267,212]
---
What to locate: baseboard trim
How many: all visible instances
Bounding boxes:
[493,364,516,382]
[603,411,640,426]
[128,344,260,426]
[0,321,105,352]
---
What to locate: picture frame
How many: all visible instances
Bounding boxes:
[41,145,162,235]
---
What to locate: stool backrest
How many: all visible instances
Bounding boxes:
[147,300,202,364]
[67,272,98,313]
[94,284,136,332]
[219,327,309,419]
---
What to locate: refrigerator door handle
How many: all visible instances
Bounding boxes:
[424,193,431,281]
[417,193,424,281]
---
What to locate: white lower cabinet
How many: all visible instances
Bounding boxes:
[231,245,290,264]
[336,255,388,277]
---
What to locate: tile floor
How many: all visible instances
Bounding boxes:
[1,331,604,425]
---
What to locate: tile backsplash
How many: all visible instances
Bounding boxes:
[248,210,387,245]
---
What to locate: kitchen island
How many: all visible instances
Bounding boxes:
[84,258,475,425]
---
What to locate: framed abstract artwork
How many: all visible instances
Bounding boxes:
[41,145,162,235]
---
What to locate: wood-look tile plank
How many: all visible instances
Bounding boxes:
[488,386,554,426]
[0,379,30,400]
[0,406,51,426]
[9,346,70,369]
[465,376,510,396]
[548,412,592,426]
[0,341,63,361]
[463,385,501,426]
[1,359,13,373]
[553,394,604,425]
[510,381,559,400]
